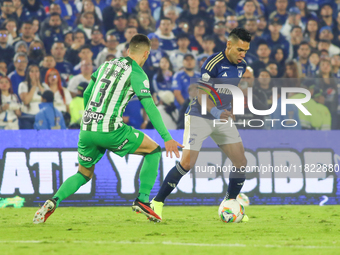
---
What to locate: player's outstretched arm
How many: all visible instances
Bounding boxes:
[139,97,183,158]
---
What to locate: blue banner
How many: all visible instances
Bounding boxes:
[0,130,339,207]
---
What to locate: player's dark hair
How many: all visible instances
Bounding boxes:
[129,34,151,53]
[228,28,251,43]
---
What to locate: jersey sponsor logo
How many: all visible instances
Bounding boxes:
[140,89,149,93]
[78,153,92,162]
[221,66,229,69]
[202,73,210,82]
[222,72,228,77]
[143,80,150,88]
[117,139,129,150]
[111,59,130,71]
[82,109,104,124]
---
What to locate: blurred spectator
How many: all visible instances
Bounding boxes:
[7,40,28,74]
[0,0,19,24]
[5,18,19,45]
[255,15,268,38]
[290,26,304,59]
[51,41,73,82]
[153,1,180,22]
[225,15,238,37]
[143,33,167,79]
[54,0,78,28]
[318,27,340,56]
[18,64,48,129]
[196,35,215,70]
[63,31,73,48]
[255,69,273,107]
[235,0,263,17]
[244,18,261,56]
[169,33,191,72]
[68,59,93,97]
[172,53,200,108]
[266,61,278,78]
[312,86,331,130]
[208,0,231,24]
[283,60,301,87]
[250,42,271,78]
[270,47,285,78]
[281,7,304,40]
[8,52,28,98]
[236,67,268,129]
[0,27,15,67]
[319,2,336,33]
[265,18,290,61]
[27,40,45,65]
[40,54,56,82]
[294,0,317,27]
[157,90,178,129]
[103,0,125,32]
[76,0,103,24]
[95,33,119,67]
[115,26,138,57]
[39,13,64,53]
[90,26,105,60]
[331,54,340,79]
[306,50,320,76]
[269,0,288,25]
[91,0,108,13]
[34,90,66,130]
[134,0,151,14]
[13,0,24,21]
[138,11,156,35]
[178,0,211,30]
[237,0,257,28]
[176,83,197,129]
[31,18,40,40]
[188,19,206,55]
[176,18,190,35]
[295,41,311,77]
[69,81,87,127]
[65,30,86,66]
[271,95,301,130]
[22,0,46,22]
[40,3,69,32]
[44,68,72,113]
[213,21,227,52]
[155,17,177,55]
[0,76,21,130]
[13,20,35,48]
[152,56,174,96]
[127,14,139,29]
[109,13,128,44]
[317,39,338,58]
[303,18,319,49]
[77,12,96,40]
[0,61,8,76]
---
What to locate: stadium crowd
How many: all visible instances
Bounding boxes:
[0,0,339,130]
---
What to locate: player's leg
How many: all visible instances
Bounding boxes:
[33,131,103,224]
[219,142,247,199]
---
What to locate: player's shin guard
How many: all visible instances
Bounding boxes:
[53,171,91,207]
[138,146,162,202]
[154,162,189,203]
[226,169,246,200]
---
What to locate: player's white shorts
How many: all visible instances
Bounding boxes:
[183,115,242,151]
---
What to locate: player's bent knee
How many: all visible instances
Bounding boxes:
[78,164,94,179]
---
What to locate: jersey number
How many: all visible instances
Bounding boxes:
[90,78,111,107]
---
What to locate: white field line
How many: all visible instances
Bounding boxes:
[0,240,338,249]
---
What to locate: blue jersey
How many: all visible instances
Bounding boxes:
[186,50,247,120]
[172,70,201,108]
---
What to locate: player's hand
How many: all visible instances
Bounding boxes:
[220,109,232,120]
[164,139,184,158]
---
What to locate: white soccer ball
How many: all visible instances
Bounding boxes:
[237,193,250,206]
[218,199,244,223]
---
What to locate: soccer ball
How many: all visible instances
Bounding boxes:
[218,199,244,223]
[237,193,250,206]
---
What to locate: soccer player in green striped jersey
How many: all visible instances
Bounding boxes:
[33,34,183,223]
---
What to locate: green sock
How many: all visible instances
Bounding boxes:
[53,171,90,207]
[138,146,161,203]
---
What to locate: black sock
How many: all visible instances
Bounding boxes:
[226,169,246,199]
[154,163,189,203]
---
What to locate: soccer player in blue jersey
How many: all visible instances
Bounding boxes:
[151,28,252,221]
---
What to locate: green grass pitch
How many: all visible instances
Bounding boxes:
[0,206,339,255]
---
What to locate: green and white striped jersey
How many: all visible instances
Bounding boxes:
[81,57,151,132]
